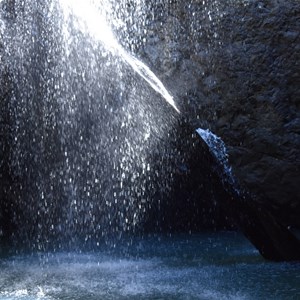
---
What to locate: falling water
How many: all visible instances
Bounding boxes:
[0,0,239,250]
[0,0,182,250]
[60,0,180,113]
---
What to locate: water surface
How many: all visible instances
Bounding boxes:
[0,232,299,299]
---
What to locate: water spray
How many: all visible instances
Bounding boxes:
[60,0,180,113]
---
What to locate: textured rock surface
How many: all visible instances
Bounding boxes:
[138,0,300,226]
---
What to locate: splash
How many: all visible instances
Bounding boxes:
[59,0,180,113]
[196,128,238,193]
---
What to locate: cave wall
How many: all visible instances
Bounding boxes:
[139,0,300,226]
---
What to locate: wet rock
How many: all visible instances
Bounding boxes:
[140,0,300,227]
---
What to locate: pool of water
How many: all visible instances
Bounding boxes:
[0,232,299,300]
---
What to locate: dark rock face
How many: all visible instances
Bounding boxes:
[139,0,300,227]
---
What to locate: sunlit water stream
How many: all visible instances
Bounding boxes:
[1,232,299,300]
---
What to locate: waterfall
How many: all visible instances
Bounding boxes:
[0,0,182,249]
[0,0,237,250]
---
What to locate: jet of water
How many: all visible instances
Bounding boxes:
[59,0,180,113]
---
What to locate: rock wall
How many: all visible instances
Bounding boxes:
[139,0,300,226]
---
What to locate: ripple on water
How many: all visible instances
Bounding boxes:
[0,233,299,300]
